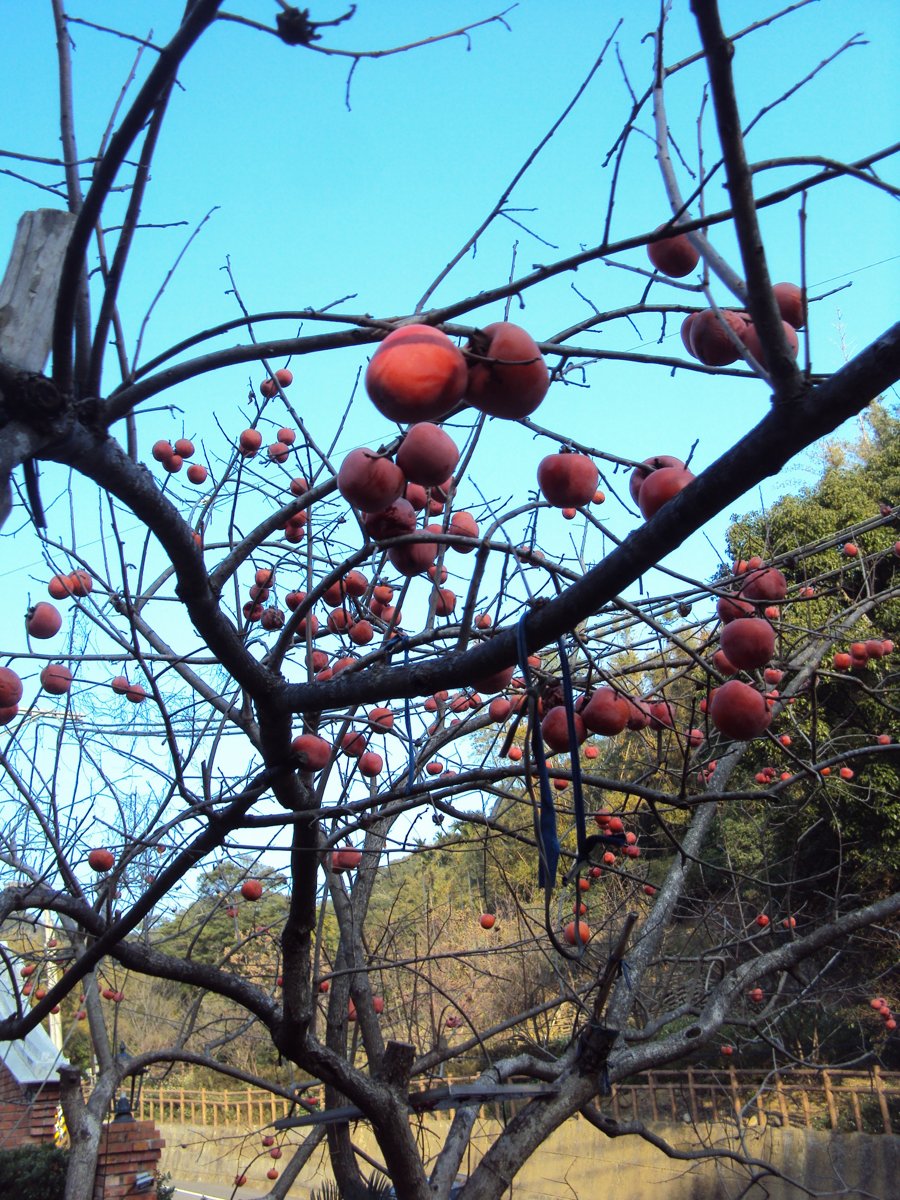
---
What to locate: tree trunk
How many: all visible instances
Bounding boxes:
[59,1066,117,1200]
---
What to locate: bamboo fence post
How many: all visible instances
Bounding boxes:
[873,1066,892,1135]
[647,1071,659,1122]
[686,1067,700,1125]
[728,1067,741,1128]
[800,1084,812,1129]
[774,1073,790,1128]
[822,1071,838,1130]
[849,1087,862,1132]
[201,1088,207,1125]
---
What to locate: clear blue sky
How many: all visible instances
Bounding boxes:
[1,0,898,586]
[0,1,897,882]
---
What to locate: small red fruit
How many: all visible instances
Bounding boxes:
[448,509,479,551]
[542,706,587,752]
[388,534,440,577]
[396,423,459,486]
[291,734,332,770]
[629,455,684,505]
[366,325,467,423]
[88,849,115,872]
[260,607,285,631]
[717,594,755,624]
[772,282,806,329]
[47,573,74,599]
[341,731,368,758]
[26,602,62,639]
[740,567,787,603]
[338,449,405,512]
[647,226,700,278]
[709,680,772,740]
[479,913,496,930]
[537,452,599,508]
[719,618,776,671]
[240,880,263,902]
[563,920,591,947]
[364,498,417,541]
[739,319,799,367]
[358,751,383,777]
[0,667,24,707]
[40,664,73,695]
[637,466,695,519]
[689,308,747,366]
[367,706,394,732]
[331,848,362,873]
[464,322,549,419]
[238,428,262,456]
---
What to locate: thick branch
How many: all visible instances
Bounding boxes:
[690,0,802,398]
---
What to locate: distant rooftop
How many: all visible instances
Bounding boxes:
[0,953,69,1085]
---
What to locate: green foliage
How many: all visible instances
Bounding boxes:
[728,403,900,566]
[158,855,289,966]
[0,1145,68,1200]
[156,1171,176,1200]
[721,403,900,892]
[311,1175,393,1199]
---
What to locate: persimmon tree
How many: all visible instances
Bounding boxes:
[0,3,899,1199]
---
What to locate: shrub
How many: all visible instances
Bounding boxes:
[0,1145,68,1200]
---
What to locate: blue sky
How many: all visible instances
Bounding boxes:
[0,2,896,620]
[2,3,897,578]
[0,1,898,884]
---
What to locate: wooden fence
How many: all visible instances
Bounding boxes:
[138,1067,899,1136]
[605,1066,898,1135]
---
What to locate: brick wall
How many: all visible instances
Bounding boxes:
[0,1061,24,1103]
[0,1061,62,1149]
[0,1061,165,1198]
[93,1119,165,1200]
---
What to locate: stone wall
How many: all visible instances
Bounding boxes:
[159,1114,900,1198]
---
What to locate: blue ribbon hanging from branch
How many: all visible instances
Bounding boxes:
[517,616,559,888]
[557,637,589,866]
[518,617,591,888]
